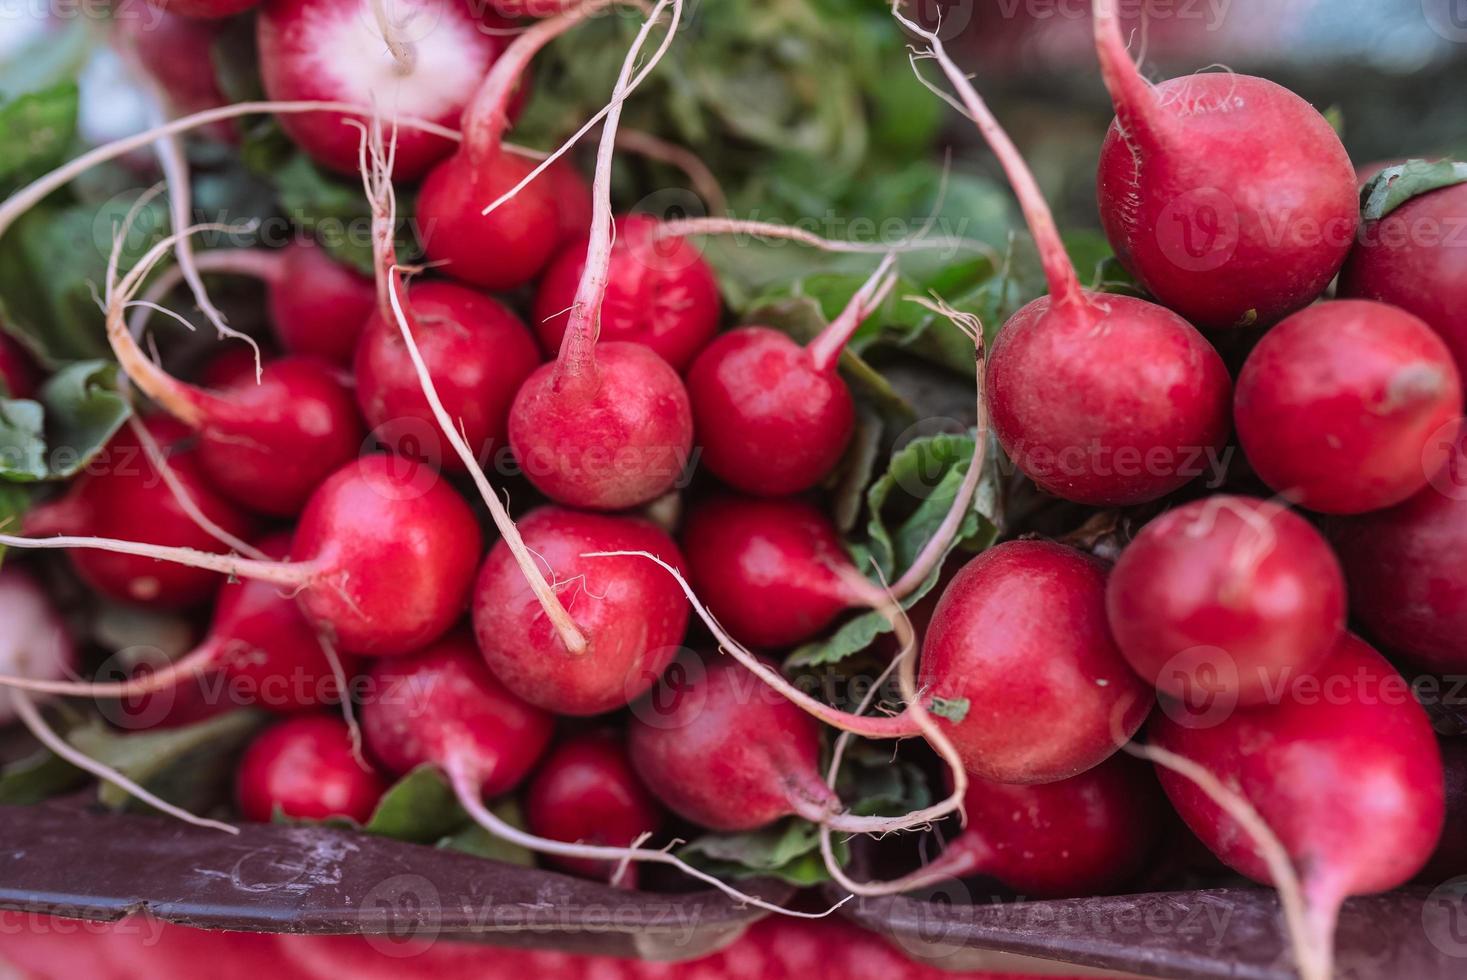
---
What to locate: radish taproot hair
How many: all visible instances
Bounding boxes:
[895,4,1232,507]
[1233,299,1463,515]
[257,0,508,178]
[1151,633,1445,980]
[828,753,1165,899]
[360,634,830,916]
[1091,0,1357,330]
[0,333,38,399]
[355,281,540,474]
[506,0,694,512]
[22,417,255,609]
[686,257,897,497]
[1106,495,1347,706]
[0,569,75,727]
[1330,439,1467,672]
[417,2,624,290]
[4,454,483,657]
[525,731,665,885]
[472,506,689,715]
[0,533,356,715]
[533,213,721,371]
[1340,176,1467,378]
[236,715,388,823]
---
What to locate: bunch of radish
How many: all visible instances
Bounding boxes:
[0,1,1463,976]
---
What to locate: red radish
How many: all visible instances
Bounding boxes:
[147,0,259,18]
[1107,496,1346,706]
[1340,180,1467,378]
[504,1,693,511]
[416,6,616,290]
[1092,0,1357,330]
[266,241,377,366]
[524,731,664,884]
[1330,441,1467,672]
[354,281,540,473]
[197,345,267,391]
[472,506,690,716]
[681,495,865,649]
[895,8,1231,507]
[236,715,388,823]
[1151,634,1444,980]
[487,0,579,17]
[0,334,38,399]
[533,213,721,371]
[0,532,355,714]
[23,418,254,609]
[544,159,593,244]
[686,259,895,497]
[0,569,75,727]
[115,11,234,136]
[256,0,507,179]
[4,454,482,657]
[835,754,1165,899]
[360,627,810,916]
[1233,299,1463,515]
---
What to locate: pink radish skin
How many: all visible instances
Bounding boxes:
[525,731,665,884]
[198,346,267,391]
[912,754,1165,899]
[1152,634,1444,963]
[24,418,255,609]
[1092,1,1357,330]
[508,342,694,510]
[257,0,507,179]
[681,495,865,649]
[544,160,593,245]
[0,569,75,727]
[0,334,38,399]
[1330,441,1467,672]
[236,715,388,823]
[1107,496,1346,706]
[116,12,234,138]
[534,214,722,371]
[267,241,377,366]
[627,658,856,832]
[1234,299,1463,515]
[355,281,541,473]
[894,8,1231,507]
[472,506,690,716]
[1340,181,1467,379]
[361,632,553,797]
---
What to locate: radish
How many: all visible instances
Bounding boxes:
[544,159,593,245]
[487,0,579,16]
[354,281,540,473]
[416,4,618,290]
[681,495,866,649]
[4,454,482,657]
[533,213,722,372]
[0,533,356,715]
[1107,496,1346,706]
[1233,299,1463,515]
[505,0,693,511]
[895,7,1232,507]
[685,258,897,497]
[115,11,234,132]
[1340,179,1467,378]
[0,334,38,399]
[830,753,1164,899]
[148,0,260,17]
[1330,443,1467,672]
[22,417,255,609]
[524,731,664,885]
[1091,0,1357,330]
[236,715,388,823]
[360,634,822,915]
[105,228,366,517]
[256,0,508,178]
[0,569,75,727]
[1151,633,1444,980]
[197,346,267,391]
[266,241,378,366]
[472,506,690,716]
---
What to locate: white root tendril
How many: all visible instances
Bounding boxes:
[0,533,313,589]
[654,217,993,263]
[8,690,239,835]
[444,755,850,918]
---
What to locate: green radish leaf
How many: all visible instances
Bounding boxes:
[930,697,972,725]
[69,709,268,816]
[0,83,79,196]
[833,741,932,818]
[362,764,467,843]
[0,398,47,481]
[435,800,535,867]
[680,817,843,886]
[0,482,28,568]
[0,362,131,483]
[1361,159,1467,221]
[0,744,86,805]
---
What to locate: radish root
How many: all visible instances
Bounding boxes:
[806,253,899,372]
[0,533,317,589]
[655,217,993,262]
